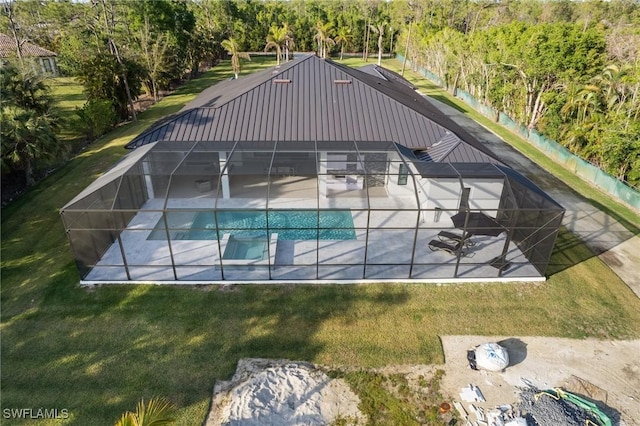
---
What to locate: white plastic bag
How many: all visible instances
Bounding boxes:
[475,342,509,371]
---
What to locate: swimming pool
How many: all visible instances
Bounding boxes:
[148,210,356,241]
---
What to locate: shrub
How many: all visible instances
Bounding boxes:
[76,99,117,142]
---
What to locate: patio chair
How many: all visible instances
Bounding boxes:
[437,230,475,247]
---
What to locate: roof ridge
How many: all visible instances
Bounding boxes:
[218,54,314,108]
[326,60,455,142]
[434,137,463,162]
[188,54,315,111]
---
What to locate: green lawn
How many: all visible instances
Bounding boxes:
[48,76,86,152]
[2,56,640,425]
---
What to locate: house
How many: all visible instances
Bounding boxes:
[0,33,59,76]
[61,54,564,284]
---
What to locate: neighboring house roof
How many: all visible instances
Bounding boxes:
[0,33,57,58]
[125,54,500,166]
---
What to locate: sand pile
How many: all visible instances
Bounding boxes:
[206,359,364,426]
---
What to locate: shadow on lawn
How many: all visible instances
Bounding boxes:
[546,220,637,280]
[1,278,410,425]
[429,94,468,114]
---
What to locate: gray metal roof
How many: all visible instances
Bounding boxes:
[126,54,499,165]
[356,64,387,79]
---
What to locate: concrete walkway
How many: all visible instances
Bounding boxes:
[424,96,640,296]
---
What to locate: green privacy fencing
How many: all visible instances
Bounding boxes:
[396,55,640,211]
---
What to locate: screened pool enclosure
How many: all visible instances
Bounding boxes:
[61,140,564,283]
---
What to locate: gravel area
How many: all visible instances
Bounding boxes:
[519,385,602,425]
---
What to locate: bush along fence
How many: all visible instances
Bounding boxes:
[396,54,640,212]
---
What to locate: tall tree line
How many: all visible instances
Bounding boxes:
[1,0,639,190]
[390,0,640,187]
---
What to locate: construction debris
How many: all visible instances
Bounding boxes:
[468,404,485,422]
[454,401,469,420]
[517,385,612,426]
[460,384,486,402]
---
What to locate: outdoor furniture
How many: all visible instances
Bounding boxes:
[450,211,503,236]
[195,179,212,192]
[275,166,295,176]
[428,239,465,256]
[437,230,475,247]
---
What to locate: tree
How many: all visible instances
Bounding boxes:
[2,2,24,65]
[0,65,65,187]
[95,0,138,121]
[185,0,232,77]
[78,54,144,120]
[115,397,176,426]
[558,64,640,184]
[282,23,294,62]
[221,38,250,79]
[334,27,353,61]
[313,21,334,58]
[137,16,172,102]
[127,0,196,81]
[1,106,60,187]
[0,64,53,115]
[369,21,387,66]
[264,25,288,66]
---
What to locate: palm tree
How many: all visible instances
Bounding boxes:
[334,27,353,61]
[0,64,53,115]
[561,81,588,123]
[591,64,630,114]
[115,397,176,426]
[221,38,250,79]
[264,25,287,66]
[369,21,387,66]
[1,65,65,187]
[282,23,294,62]
[313,21,334,59]
[1,105,62,187]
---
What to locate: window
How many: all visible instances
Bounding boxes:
[42,58,53,73]
[397,163,408,185]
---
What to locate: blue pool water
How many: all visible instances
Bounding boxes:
[148,210,356,241]
[222,236,268,260]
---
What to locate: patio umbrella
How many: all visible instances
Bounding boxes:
[450,211,503,237]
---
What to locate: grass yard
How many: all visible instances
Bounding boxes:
[2,55,640,425]
[48,77,86,152]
